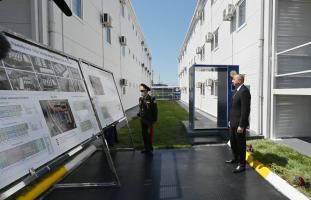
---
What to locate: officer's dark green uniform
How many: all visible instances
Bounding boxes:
[138,84,158,154]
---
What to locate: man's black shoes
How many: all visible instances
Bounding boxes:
[225,159,237,164]
[233,165,245,173]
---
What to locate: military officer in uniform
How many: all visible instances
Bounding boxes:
[138,83,158,155]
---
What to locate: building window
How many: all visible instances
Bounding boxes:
[238,0,246,27]
[122,46,125,56]
[200,84,205,95]
[230,12,237,33]
[123,87,126,95]
[211,81,218,96]
[106,28,111,44]
[72,0,83,19]
[121,4,125,17]
[201,45,205,61]
[211,29,219,51]
[200,10,205,25]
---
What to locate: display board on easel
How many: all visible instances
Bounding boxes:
[0,34,100,190]
[80,61,125,128]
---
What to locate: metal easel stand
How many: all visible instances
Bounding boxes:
[53,132,121,189]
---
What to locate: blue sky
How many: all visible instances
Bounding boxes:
[131,0,197,86]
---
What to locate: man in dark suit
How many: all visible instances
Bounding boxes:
[226,74,251,173]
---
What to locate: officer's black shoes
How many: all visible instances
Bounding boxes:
[225,159,237,164]
[233,165,245,173]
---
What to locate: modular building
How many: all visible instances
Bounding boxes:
[151,86,181,100]
[178,0,311,139]
[0,0,153,110]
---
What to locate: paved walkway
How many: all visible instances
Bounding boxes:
[45,145,287,200]
[177,101,218,129]
[277,138,311,158]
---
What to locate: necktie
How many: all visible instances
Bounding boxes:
[233,90,237,98]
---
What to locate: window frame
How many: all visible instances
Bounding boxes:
[230,11,237,33]
[237,0,246,28]
[71,0,83,20]
[121,4,125,17]
[122,46,125,56]
[106,27,112,44]
[211,28,219,51]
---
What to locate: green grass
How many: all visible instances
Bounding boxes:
[115,100,191,149]
[247,139,311,198]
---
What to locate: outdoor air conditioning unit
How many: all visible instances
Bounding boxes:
[141,63,145,67]
[141,41,145,45]
[120,78,128,86]
[223,4,235,21]
[101,13,112,27]
[196,47,202,54]
[144,47,148,52]
[196,82,202,88]
[205,32,213,43]
[206,79,213,86]
[120,0,126,4]
[119,36,127,45]
[196,10,203,20]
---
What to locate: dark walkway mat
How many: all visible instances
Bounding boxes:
[44,145,287,200]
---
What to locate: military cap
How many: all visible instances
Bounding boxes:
[140,83,151,91]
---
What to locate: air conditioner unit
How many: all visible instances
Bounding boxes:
[206,79,213,86]
[141,63,145,67]
[223,4,235,21]
[196,10,202,19]
[141,41,145,45]
[205,32,213,43]
[120,78,128,86]
[101,13,112,27]
[120,0,126,4]
[196,47,202,54]
[144,47,148,52]
[196,82,202,88]
[119,36,127,45]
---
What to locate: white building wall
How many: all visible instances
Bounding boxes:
[0,0,152,110]
[179,0,263,134]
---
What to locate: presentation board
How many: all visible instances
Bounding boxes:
[0,35,100,190]
[80,62,125,128]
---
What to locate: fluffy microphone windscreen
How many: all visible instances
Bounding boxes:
[0,32,11,60]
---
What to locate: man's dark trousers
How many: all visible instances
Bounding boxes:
[141,120,153,152]
[230,127,246,166]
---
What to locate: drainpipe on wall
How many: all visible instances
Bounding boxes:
[101,0,105,69]
[48,0,56,48]
[37,0,43,43]
[61,12,64,52]
[258,0,265,136]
